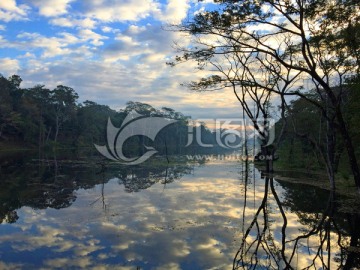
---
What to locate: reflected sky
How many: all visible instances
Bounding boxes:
[0,160,358,269]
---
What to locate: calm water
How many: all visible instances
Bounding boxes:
[0,154,359,269]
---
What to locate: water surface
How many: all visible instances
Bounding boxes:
[0,155,359,269]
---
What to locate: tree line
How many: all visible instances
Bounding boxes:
[0,74,228,156]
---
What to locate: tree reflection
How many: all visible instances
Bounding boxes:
[0,155,192,224]
[117,163,192,193]
[233,174,360,270]
[89,162,109,212]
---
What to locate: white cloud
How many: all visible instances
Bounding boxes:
[0,0,242,119]
[0,0,26,14]
[13,30,108,58]
[102,23,179,63]
[154,0,191,23]
[0,57,20,75]
[58,32,79,43]
[101,26,112,33]
[16,46,238,118]
[0,25,5,31]
[30,0,75,17]
[17,32,73,58]
[82,0,159,22]
[0,0,29,22]
[127,25,146,35]
[78,29,108,46]
[50,17,97,29]
[19,52,36,59]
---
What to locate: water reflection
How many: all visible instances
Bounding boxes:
[0,156,359,269]
[234,173,360,270]
[0,155,192,224]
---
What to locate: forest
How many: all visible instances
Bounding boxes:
[1,73,359,187]
[275,80,360,182]
[0,74,228,156]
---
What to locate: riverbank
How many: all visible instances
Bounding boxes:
[255,161,360,214]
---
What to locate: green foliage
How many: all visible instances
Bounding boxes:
[0,75,229,156]
[277,81,360,177]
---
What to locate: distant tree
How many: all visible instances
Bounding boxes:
[51,85,79,143]
[0,75,22,139]
[123,101,157,116]
[21,85,52,144]
[0,75,230,157]
[76,100,118,145]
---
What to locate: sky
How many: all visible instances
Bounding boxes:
[0,0,242,119]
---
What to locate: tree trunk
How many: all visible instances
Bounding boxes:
[312,75,360,193]
[54,115,59,144]
[326,97,336,191]
[242,108,248,158]
[46,126,52,144]
[261,145,274,173]
[336,109,360,193]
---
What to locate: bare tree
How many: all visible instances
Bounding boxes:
[168,0,360,192]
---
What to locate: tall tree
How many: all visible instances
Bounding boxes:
[169,0,360,191]
[22,85,52,145]
[51,85,78,144]
[0,75,22,139]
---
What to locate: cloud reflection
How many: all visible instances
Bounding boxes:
[0,160,358,269]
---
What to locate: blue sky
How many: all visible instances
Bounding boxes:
[0,0,241,119]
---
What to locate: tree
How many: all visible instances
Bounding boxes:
[122,101,157,116]
[51,85,79,144]
[76,100,118,146]
[21,85,52,145]
[169,0,360,191]
[0,75,23,139]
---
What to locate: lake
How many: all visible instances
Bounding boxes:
[0,154,359,269]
